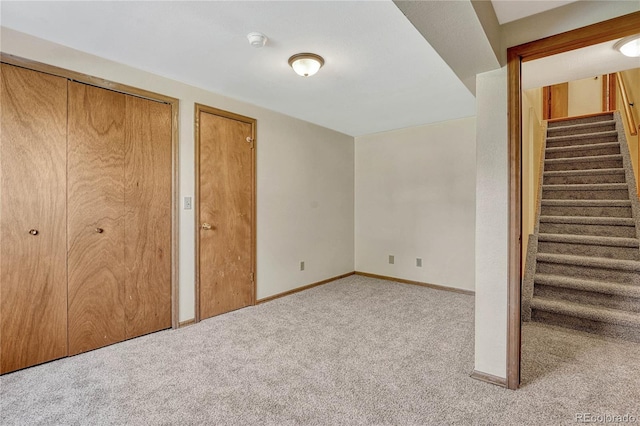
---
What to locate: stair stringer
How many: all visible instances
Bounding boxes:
[522,121,549,321]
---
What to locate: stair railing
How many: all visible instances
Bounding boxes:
[616,72,638,136]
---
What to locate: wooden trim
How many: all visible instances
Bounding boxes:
[608,73,617,112]
[602,75,608,112]
[178,319,195,328]
[506,48,522,392]
[506,11,640,391]
[542,86,551,120]
[0,53,181,330]
[256,272,355,304]
[511,12,640,62]
[194,103,257,322]
[602,74,617,112]
[354,272,475,296]
[470,370,508,388]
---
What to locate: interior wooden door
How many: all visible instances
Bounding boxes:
[543,83,569,119]
[124,95,172,338]
[0,64,68,373]
[67,82,126,355]
[198,107,255,320]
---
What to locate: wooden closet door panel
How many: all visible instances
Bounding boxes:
[0,64,68,373]
[67,82,126,355]
[199,111,253,319]
[124,96,172,338]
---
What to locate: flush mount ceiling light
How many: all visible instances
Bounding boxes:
[614,34,640,57]
[288,53,324,77]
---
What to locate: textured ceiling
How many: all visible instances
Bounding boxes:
[491,0,579,24]
[0,1,476,137]
[394,0,501,94]
[523,38,640,89]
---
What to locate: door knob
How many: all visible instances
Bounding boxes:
[201,223,212,230]
[95,228,104,234]
[29,229,39,236]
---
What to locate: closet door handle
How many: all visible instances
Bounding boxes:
[95,228,104,234]
[29,229,39,236]
[201,223,212,230]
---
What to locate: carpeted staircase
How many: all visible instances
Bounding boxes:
[522,111,640,341]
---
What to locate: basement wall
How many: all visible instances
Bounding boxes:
[1,27,355,323]
[354,117,476,292]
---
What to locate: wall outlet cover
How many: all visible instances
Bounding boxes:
[388,255,394,265]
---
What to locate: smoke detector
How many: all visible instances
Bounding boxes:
[247,32,267,48]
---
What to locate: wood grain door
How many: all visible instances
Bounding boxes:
[0,64,68,373]
[198,107,255,320]
[543,83,569,119]
[124,95,172,339]
[67,82,126,355]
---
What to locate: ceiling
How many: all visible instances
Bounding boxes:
[0,1,477,137]
[522,38,640,89]
[491,0,579,24]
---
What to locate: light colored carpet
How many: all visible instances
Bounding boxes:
[2,275,640,425]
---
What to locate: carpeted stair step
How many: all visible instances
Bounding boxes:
[544,154,623,172]
[535,274,640,297]
[545,141,620,159]
[530,297,640,342]
[539,215,637,238]
[547,113,614,128]
[545,130,618,148]
[537,233,640,260]
[542,183,630,200]
[546,119,616,137]
[535,253,640,285]
[534,274,640,313]
[543,168,626,185]
[540,199,632,218]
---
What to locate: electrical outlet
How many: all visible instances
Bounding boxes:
[300,261,305,271]
[416,258,422,267]
[184,197,192,210]
[388,255,394,265]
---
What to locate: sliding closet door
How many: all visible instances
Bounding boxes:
[124,96,172,338]
[67,82,126,355]
[0,64,68,373]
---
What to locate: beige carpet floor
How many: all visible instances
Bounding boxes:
[1,275,639,425]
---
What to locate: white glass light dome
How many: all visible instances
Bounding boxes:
[614,35,640,58]
[288,53,324,77]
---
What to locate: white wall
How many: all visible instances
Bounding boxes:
[474,67,508,378]
[568,76,602,117]
[1,28,355,322]
[354,118,476,291]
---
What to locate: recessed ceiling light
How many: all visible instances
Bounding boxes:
[247,32,267,48]
[288,53,324,77]
[614,34,640,57]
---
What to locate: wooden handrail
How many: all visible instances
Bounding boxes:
[616,72,638,136]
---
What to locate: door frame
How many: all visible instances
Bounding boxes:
[0,53,181,330]
[506,11,640,390]
[194,103,257,323]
